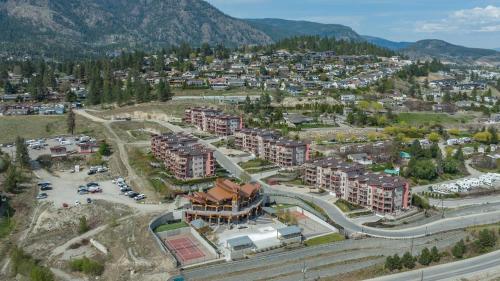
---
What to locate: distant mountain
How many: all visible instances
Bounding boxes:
[0,0,272,56]
[495,48,500,52]
[245,18,363,42]
[362,36,413,50]
[402,39,500,65]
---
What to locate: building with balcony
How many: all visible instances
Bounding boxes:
[184,179,263,224]
[151,133,215,180]
[302,157,410,213]
[234,128,310,167]
[183,107,243,136]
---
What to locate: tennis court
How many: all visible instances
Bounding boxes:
[164,232,217,265]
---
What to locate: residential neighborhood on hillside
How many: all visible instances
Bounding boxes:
[3,1,500,281]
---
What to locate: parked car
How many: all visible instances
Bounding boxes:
[134,194,146,201]
[89,186,102,193]
[86,182,99,187]
[86,198,92,204]
[127,192,140,198]
[120,187,131,193]
[40,185,52,191]
[36,193,48,199]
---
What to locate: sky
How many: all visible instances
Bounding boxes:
[206,0,500,49]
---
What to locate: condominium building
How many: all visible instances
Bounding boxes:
[183,107,243,136]
[151,133,215,180]
[346,173,410,214]
[184,178,263,224]
[234,128,310,167]
[302,157,410,213]
[303,157,364,193]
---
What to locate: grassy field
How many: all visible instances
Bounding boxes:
[304,233,345,246]
[396,113,473,126]
[154,221,189,233]
[0,115,67,144]
[0,114,107,144]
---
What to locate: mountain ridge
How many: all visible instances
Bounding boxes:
[361,35,413,50]
[0,0,273,56]
[402,39,500,65]
[0,0,499,64]
[244,18,363,42]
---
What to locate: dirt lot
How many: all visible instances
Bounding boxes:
[90,100,230,120]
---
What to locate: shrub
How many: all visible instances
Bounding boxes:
[69,257,104,276]
[78,216,90,234]
[452,239,466,259]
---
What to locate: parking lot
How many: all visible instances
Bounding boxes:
[34,169,167,213]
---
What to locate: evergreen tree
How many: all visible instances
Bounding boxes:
[4,165,20,193]
[401,251,415,269]
[67,110,76,135]
[453,147,464,162]
[476,229,497,253]
[392,254,402,270]
[418,247,432,266]
[452,239,466,258]
[15,136,30,168]
[488,127,499,144]
[243,95,253,113]
[157,80,173,102]
[430,246,440,263]
[385,255,394,271]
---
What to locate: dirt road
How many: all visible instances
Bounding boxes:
[74,110,157,200]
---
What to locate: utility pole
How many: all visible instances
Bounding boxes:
[410,237,414,255]
[302,261,308,281]
[420,270,424,281]
[441,197,445,218]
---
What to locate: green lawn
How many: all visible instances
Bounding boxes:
[154,221,189,233]
[396,113,472,126]
[305,233,345,246]
[347,211,374,218]
[240,158,273,169]
[335,199,364,213]
[273,204,297,210]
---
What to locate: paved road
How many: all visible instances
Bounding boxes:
[367,249,500,281]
